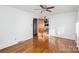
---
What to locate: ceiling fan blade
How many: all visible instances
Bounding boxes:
[40,5,44,8]
[47,6,55,9]
[46,10,52,12]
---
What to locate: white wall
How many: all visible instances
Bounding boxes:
[76,10,79,47]
[0,6,38,49]
[49,12,77,40]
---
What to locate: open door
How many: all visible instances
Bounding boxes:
[33,18,37,37]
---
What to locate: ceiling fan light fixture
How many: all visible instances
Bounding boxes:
[34,5,55,13]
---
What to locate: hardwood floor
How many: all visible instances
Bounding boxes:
[0,36,79,53]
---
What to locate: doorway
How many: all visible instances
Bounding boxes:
[33,18,37,37]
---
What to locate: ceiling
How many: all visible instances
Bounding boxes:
[8,5,79,15]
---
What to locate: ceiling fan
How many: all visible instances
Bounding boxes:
[34,5,55,13]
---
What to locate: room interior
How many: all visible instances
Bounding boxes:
[0,5,79,53]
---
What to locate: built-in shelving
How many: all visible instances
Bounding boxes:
[44,19,49,35]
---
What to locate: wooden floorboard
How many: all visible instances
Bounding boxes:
[0,36,79,53]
